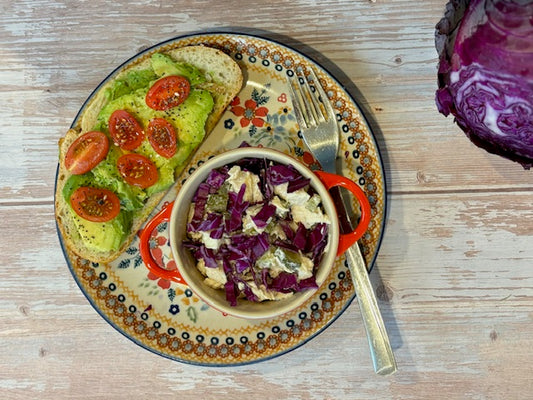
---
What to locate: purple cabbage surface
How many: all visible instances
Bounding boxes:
[435,0,533,168]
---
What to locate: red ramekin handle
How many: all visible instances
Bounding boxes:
[138,201,186,284]
[314,171,371,256]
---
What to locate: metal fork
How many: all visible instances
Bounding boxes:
[288,69,397,376]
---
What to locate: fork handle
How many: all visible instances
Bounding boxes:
[346,244,397,375]
[325,173,397,375]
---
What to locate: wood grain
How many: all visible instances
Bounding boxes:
[1,0,532,399]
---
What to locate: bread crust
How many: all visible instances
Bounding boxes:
[55,46,243,263]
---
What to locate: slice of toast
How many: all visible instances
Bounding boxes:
[55,45,243,263]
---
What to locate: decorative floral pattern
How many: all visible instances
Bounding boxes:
[230,85,271,136]
[231,97,269,128]
[59,33,386,366]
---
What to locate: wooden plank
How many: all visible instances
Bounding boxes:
[1,1,532,203]
[1,190,531,398]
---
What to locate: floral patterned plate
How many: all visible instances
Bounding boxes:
[57,32,386,366]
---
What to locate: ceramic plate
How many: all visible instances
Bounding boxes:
[56,32,387,366]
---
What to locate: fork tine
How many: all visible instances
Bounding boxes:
[287,68,340,172]
[287,75,309,130]
[299,72,324,124]
[288,70,328,128]
[307,68,337,123]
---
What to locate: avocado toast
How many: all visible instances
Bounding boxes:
[55,46,243,263]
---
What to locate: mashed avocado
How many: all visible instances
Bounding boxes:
[65,53,215,253]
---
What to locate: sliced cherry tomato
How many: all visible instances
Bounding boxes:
[147,118,177,158]
[70,187,120,222]
[65,131,109,175]
[117,153,158,189]
[108,110,144,150]
[145,75,190,111]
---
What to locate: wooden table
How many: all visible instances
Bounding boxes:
[2,0,532,398]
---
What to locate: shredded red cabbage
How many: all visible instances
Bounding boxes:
[187,182,210,232]
[251,203,277,228]
[225,184,249,232]
[195,212,223,232]
[266,164,311,193]
[267,272,318,293]
[293,223,308,251]
[205,167,229,191]
[224,280,238,307]
[184,154,330,306]
[195,245,218,269]
[308,223,329,264]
